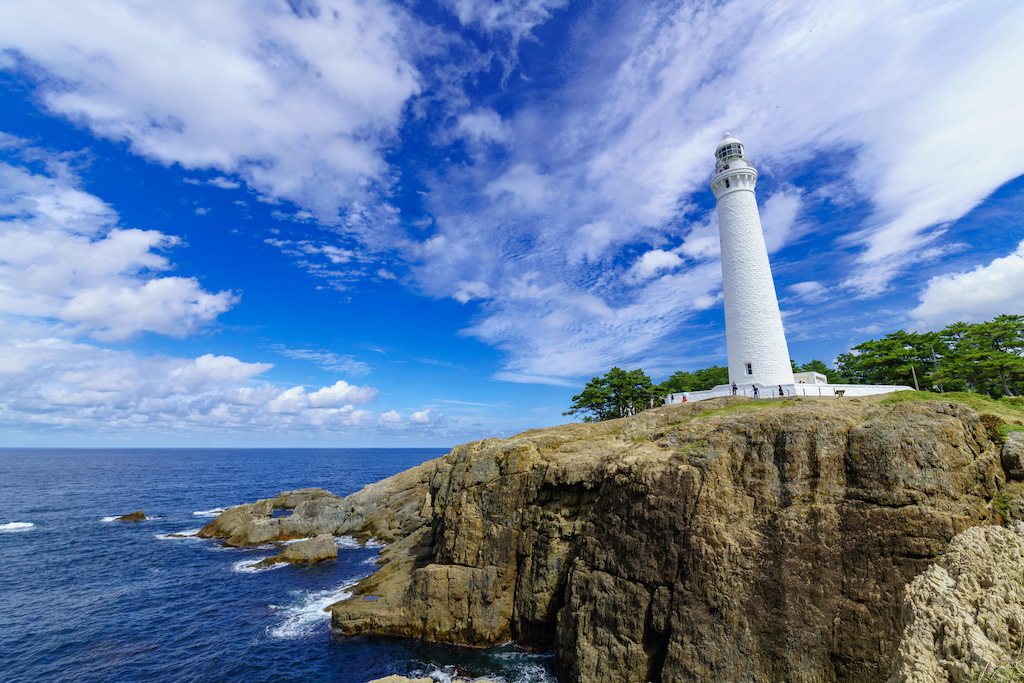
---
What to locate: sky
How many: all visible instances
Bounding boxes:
[1,0,1023,447]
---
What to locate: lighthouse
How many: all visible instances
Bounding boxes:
[709,132,794,389]
[664,134,913,403]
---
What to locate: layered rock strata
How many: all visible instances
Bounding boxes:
[324,397,1008,683]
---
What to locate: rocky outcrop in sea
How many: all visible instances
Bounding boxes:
[204,396,1021,682]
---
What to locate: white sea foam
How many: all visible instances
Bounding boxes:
[100,516,119,522]
[364,537,387,548]
[268,578,360,639]
[192,507,228,517]
[155,528,202,540]
[0,522,34,533]
[361,556,382,566]
[334,535,360,549]
[231,557,286,574]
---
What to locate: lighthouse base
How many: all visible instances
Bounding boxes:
[666,382,915,403]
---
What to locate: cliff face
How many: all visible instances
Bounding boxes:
[323,397,1007,683]
[199,397,1010,681]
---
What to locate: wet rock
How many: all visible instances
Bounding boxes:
[115,511,146,521]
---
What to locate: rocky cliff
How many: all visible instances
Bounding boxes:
[204,395,1020,682]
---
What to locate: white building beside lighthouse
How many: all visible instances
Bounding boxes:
[665,133,912,402]
[710,132,794,389]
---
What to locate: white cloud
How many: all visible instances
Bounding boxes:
[788,281,828,304]
[440,0,567,42]
[207,176,240,190]
[0,157,236,340]
[567,220,615,265]
[483,164,552,210]
[308,380,379,407]
[0,328,388,436]
[410,409,431,424]
[759,189,802,255]
[270,346,370,376]
[911,241,1024,329]
[457,108,512,145]
[378,409,402,425]
[453,280,491,304]
[61,277,236,342]
[0,0,422,220]
[627,250,683,282]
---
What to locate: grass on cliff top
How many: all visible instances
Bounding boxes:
[880,390,1024,428]
[692,397,804,420]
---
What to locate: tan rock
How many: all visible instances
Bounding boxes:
[197,462,437,546]
[115,510,146,521]
[252,534,338,568]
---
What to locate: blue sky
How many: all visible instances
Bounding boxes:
[1,0,1023,447]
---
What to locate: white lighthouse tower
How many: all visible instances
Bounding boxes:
[664,134,913,403]
[710,132,794,389]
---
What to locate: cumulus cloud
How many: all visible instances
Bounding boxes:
[0,0,422,220]
[308,380,379,407]
[911,240,1024,329]
[627,250,684,282]
[0,156,236,340]
[0,330,388,436]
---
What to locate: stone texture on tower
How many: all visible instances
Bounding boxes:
[710,133,794,388]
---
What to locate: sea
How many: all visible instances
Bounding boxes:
[0,448,557,683]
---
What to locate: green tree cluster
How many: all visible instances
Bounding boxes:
[563,367,663,422]
[658,365,729,393]
[836,315,1024,397]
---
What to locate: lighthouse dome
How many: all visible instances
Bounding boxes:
[715,131,745,164]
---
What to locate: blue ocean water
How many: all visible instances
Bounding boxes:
[0,449,556,683]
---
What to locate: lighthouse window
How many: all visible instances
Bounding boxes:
[745,362,753,375]
[725,178,730,188]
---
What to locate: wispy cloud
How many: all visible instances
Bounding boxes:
[270,345,371,376]
[416,358,467,371]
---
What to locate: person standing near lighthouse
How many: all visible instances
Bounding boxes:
[709,132,795,390]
